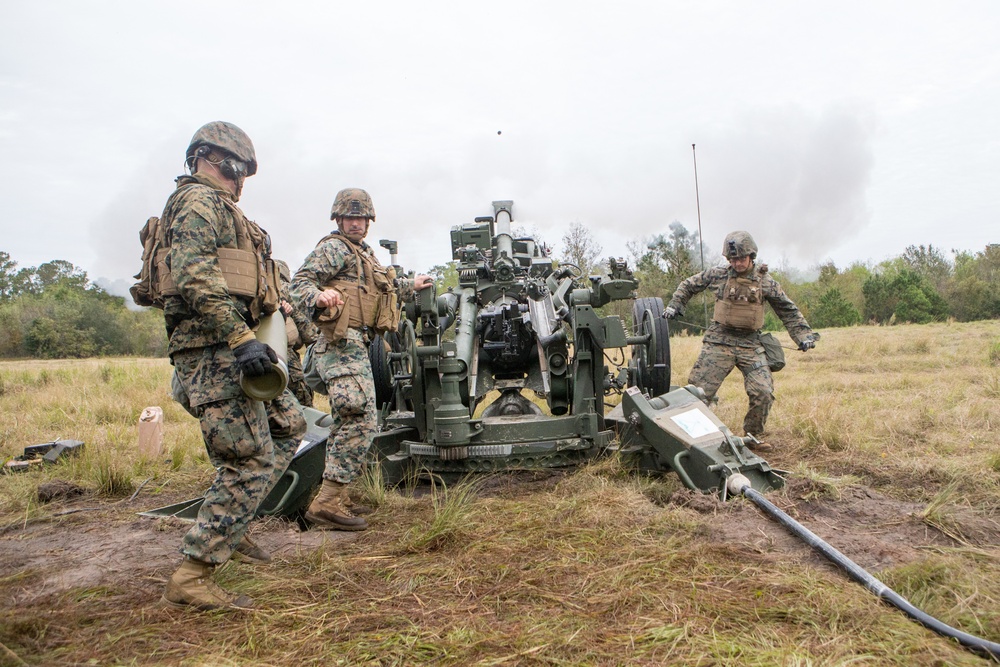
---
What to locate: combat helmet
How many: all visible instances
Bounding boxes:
[722,231,758,260]
[331,188,375,220]
[185,121,258,177]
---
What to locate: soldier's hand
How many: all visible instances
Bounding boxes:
[234,339,278,377]
[798,336,816,352]
[662,306,678,320]
[413,274,434,291]
[280,299,293,316]
[316,289,344,309]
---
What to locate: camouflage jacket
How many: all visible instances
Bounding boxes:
[279,273,319,349]
[161,173,261,356]
[290,231,416,326]
[667,262,813,347]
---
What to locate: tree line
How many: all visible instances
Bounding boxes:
[432,222,1000,334]
[0,252,166,359]
[2,229,997,360]
[604,223,999,332]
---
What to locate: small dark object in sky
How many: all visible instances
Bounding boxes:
[497,130,502,135]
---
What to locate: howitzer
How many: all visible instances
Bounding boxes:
[369,200,784,496]
[141,201,782,523]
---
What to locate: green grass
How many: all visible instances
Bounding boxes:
[1,322,999,665]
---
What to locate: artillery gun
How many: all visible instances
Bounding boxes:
[368,200,783,496]
[142,206,1000,658]
[142,200,782,525]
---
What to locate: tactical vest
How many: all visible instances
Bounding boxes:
[132,184,279,322]
[713,271,765,331]
[314,234,400,344]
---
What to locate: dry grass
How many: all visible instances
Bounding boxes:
[1,321,999,665]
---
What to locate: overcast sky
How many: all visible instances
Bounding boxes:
[2,1,997,298]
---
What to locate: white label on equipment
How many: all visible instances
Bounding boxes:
[671,409,719,439]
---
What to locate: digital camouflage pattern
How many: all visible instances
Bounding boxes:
[186,121,258,176]
[310,330,376,483]
[171,346,304,563]
[290,232,419,313]
[668,261,814,436]
[330,187,375,219]
[288,303,319,348]
[721,230,758,259]
[161,172,260,357]
[284,300,318,408]
[286,349,313,407]
[162,164,304,564]
[277,260,318,407]
[290,232,390,484]
[689,342,773,436]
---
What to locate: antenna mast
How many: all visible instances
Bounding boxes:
[692,144,708,324]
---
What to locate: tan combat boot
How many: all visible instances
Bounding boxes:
[232,533,272,565]
[343,487,373,516]
[304,480,368,531]
[162,558,254,610]
[744,433,773,453]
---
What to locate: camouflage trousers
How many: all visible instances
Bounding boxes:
[172,344,306,564]
[313,331,376,485]
[688,340,774,437]
[286,346,314,408]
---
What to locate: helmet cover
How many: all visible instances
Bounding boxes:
[330,188,375,220]
[722,231,758,259]
[185,121,258,176]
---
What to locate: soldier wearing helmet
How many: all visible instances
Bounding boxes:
[663,231,817,448]
[184,120,258,200]
[290,188,433,531]
[158,122,305,610]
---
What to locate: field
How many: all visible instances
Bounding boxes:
[1,321,999,666]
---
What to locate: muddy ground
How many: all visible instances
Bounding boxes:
[3,472,998,611]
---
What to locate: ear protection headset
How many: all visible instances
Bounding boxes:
[193,144,248,181]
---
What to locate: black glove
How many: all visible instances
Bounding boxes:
[233,339,278,377]
[798,336,816,352]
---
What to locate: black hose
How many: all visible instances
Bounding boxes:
[728,477,1000,661]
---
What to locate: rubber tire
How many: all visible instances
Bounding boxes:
[630,297,671,396]
[369,334,394,410]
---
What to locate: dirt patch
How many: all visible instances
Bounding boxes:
[3,473,998,609]
[471,469,568,497]
[36,480,86,503]
[670,477,1000,574]
[0,500,353,606]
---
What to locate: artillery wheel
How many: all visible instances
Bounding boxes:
[399,318,421,411]
[400,318,418,380]
[370,322,417,411]
[630,297,671,396]
[369,334,394,409]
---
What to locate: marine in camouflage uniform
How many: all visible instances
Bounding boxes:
[159,122,305,610]
[277,260,319,408]
[290,188,431,531]
[665,231,816,444]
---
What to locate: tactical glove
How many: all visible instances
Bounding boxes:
[233,339,278,377]
[798,336,816,352]
[662,306,678,320]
